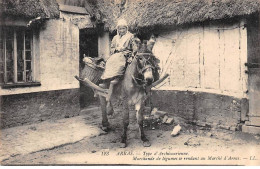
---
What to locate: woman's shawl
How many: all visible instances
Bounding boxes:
[110,32,134,55]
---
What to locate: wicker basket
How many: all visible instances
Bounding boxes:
[81,62,104,84]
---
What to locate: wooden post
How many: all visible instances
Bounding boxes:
[98,32,110,60]
[32,30,35,82]
[240,19,248,98]
[23,30,26,82]
[13,29,17,83]
[3,29,7,83]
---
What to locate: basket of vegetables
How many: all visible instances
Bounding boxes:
[81,56,105,84]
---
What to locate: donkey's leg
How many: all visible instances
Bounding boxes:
[99,83,110,131]
[136,101,151,147]
[106,101,114,116]
[120,99,130,148]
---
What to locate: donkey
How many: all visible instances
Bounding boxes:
[98,39,158,148]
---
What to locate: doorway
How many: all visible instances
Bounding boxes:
[79,28,98,108]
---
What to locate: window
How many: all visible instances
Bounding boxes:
[0,26,38,87]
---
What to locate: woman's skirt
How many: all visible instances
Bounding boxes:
[101,53,126,80]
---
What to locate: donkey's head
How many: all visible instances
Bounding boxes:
[133,35,157,86]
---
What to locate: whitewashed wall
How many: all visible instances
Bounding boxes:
[153,21,248,98]
[38,19,79,91]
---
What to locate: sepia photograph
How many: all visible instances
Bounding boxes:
[0,0,260,166]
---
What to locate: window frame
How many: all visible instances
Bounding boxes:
[0,26,40,88]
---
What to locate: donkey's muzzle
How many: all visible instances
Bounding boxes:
[143,67,154,86]
[145,78,153,86]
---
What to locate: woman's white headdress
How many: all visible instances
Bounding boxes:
[117,19,128,28]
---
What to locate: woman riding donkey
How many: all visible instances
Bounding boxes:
[100,18,160,116]
[99,19,137,113]
[98,18,160,147]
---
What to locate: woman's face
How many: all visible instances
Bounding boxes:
[118,26,127,36]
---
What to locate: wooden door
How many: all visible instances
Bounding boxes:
[247,63,260,126]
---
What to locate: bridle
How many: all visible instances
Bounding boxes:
[131,52,155,88]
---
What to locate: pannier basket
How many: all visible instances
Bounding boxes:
[81,62,104,84]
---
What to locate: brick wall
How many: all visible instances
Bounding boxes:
[151,90,247,130]
[0,89,80,129]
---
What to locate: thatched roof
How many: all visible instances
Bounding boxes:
[0,0,60,19]
[87,0,260,32]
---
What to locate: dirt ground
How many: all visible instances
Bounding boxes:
[2,107,260,166]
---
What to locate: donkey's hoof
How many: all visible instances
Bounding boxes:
[119,143,127,148]
[106,105,114,116]
[101,126,109,132]
[142,141,151,147]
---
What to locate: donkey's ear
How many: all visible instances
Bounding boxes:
[133,37,141,45]
[149,34,156,41]
[147,34,156,52]
[132,37,141,52]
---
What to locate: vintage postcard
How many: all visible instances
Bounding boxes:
[0,0,260,166]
